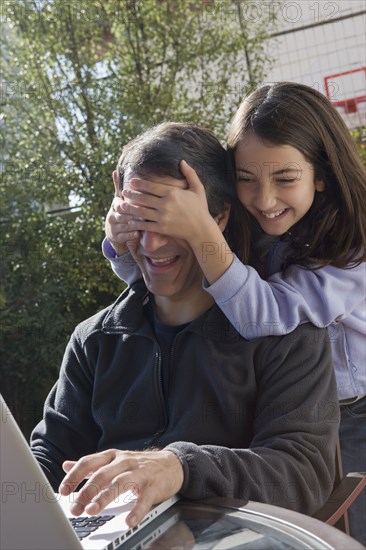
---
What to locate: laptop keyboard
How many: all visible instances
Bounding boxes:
[69,515,115,540]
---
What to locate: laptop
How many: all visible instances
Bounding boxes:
[0,394,179,550]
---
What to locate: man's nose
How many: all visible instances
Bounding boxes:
[139,231,169,252]
[255,184,277,210]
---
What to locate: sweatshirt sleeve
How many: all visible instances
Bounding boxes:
[165,324,339,514]
[204,255,366,339]
[102,237,141,286]
[30,329,99,490]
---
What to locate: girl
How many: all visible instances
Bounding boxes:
[103,82,366,544]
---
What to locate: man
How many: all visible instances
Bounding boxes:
[31,123,339,529]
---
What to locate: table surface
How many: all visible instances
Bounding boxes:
[124,498,365,550]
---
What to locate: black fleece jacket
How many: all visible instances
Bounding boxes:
[31,280,339,514]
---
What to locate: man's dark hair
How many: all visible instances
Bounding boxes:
[117,122,236,219]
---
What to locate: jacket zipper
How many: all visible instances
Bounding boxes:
[147,341,168,448]
[148,332,181,448]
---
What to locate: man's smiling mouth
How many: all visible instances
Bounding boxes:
[147,256,178,266]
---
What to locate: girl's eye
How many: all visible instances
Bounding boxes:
[276,178,297,184]
[237,177,256,184]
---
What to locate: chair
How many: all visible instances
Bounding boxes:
[312,438,366,534]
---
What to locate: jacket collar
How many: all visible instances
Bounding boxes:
[102,279,241,343]
[102,279,149,334]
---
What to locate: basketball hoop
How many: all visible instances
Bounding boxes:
[324,67,366,114]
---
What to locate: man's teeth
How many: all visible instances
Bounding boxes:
[261,209,286,219]
[150,256,176,265]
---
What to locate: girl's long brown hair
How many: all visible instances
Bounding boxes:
[227,82,366,270]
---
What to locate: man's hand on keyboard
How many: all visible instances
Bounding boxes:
[58,449,184,527]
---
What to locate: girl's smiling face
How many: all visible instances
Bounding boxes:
[235,132,325,236]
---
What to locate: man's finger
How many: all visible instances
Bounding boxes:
[69,458,139,516]
[84,475,139,515]
[67,453,140,515]
[126,490,155,528]
[62,460,77,473]
[59,452,112,497]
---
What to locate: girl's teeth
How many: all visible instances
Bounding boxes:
[262,209,285,219]
[150,256,175,265]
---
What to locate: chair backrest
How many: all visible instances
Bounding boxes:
[312,438,366,534]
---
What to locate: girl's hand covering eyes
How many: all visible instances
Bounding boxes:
[121,161,210,243]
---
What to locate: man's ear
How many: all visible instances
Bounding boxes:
[315,179,325,192]
[214,204,231,232]
[112,170,122,197]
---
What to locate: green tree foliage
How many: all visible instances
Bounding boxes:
[351,127,366,166]
[0,0,277,435]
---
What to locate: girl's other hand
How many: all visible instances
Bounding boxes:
[105,196,139,256]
